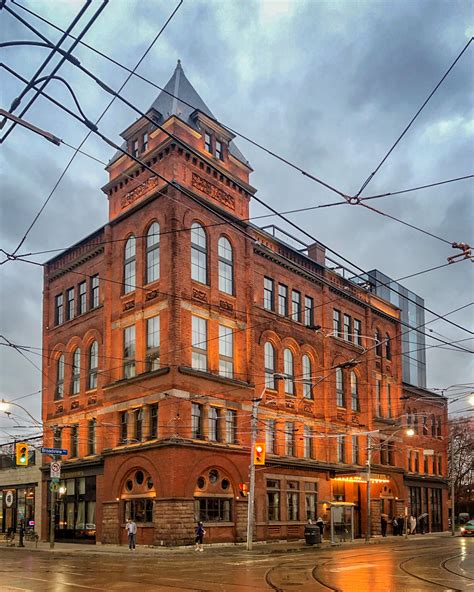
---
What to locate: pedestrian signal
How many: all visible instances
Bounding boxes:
[254,442,266,465]
[16,442,28,466]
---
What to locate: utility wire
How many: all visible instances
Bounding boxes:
[354,37,474,197]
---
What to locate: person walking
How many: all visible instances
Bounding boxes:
[126,518,137,550]
[381,514,388,537]
[410,515,417,535]
[316,516,325,540]
[194,521,206,552]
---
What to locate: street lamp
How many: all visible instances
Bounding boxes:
[0,398,42,427]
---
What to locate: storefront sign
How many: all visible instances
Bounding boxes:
[5,490,14,507]
[332,473,390,484]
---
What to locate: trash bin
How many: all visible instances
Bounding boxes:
[304,525,321,545]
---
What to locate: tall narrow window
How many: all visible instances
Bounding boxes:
[120,411,128,444]
[66,288,75,320]
[375,378,382,417]
[352,435,360,464]
[264,342,276,389]
[149,404,158,439]
[278,284,288,316]
[437,417,442,438]
[218,237,233,295]
[70,424,79,457]
[191,223,207,284]
[218,325,233,378]
[283,348,294,395]
[124,236,136,294]
[88,419,96,455]
[53,428,63,450]
[135,408,143,442]
[215,139,223,160]
[354,319,362,345]
[132,139,139,157]
[343,314,351,341]
[55,294,64,325]
[375,330,383,356]
[333,309,341,336]
[305,482,317,522]
[266,419,276,453]
[78,281,87,314]
[142,132,148,152]
[303,426,312,458]
[88,341,98,389]
[204,132,212,153]
[72,348,81,395]
[146,315,160,371]
[208,407,219,441]
[90,275,99,309]
[351,372,359,412]
[123,326,136,379]
[431,414,436,437]
[302,354,312,399]
[267,479,281,521]
[55,354,64,399]
[192,403,203,439]
[336,368,345,407]
[285,422,295,456]
[287,481,300,521]
[387,383,392,418]
[192,316,207,371]
[263,277,274,311]
[304,296,314,327]
[146,222,160,284]
[225,410,237,444]
[385,334,391,360]
[291,290,301,322]
[337,435,346,463]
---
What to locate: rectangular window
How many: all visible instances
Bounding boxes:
[53,428,62,450]
[304,296,314,327]
[225,409,237,444]
[278,284,288,316]
[352,435,359,464]
[149,403,158,439]
[90,275,99,309]
[354,319,362,345]
[208,407,219,441]
[267,479,280,521]
[263,277,274,311]
[125,499,153,523]
[424,453,429,474]
[132,139,139,157]
[146,315,160,372]
[337,435,346,463]
[204,132,212,153]
[191,316,207,372]
[291,290,301,322]
[287,481,299,521]
[303,426,312,458]
[120,411,128,444]
[285,422,295,456]
[305,482,317,522]
[66,288,75,321]
[215,139,223,160]
[375,379,382,417]
[123,325,136,379]
[343,314,351,341]
[414,451,419,473]
[134,408,143,442]
[218,324,233,378]
[78,281,87,315]
[336,369,345,407]
[88,419,96,455]
[192,403,203,439]
[266,419,276,454]
[387,383,392,418]
[70,425,79,458]
[195,498,231,522]
[55,294,64,325]
[142,132,148,152]
[333,309,341,336]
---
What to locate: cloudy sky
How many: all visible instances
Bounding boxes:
[1,0,473,443]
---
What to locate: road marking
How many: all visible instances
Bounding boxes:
[329,563,377,572]
[12,576,106,590]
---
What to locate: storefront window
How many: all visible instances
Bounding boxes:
[286,481,299,521]
[195,498,231,522]
[305,482,317,522]
[267,479,281,521]
[194,468,233,523]
[124,499,153,523]
[53,476,96,540]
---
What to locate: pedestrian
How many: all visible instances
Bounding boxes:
[392,516,398,536]
[410,515,417,535]
[316,516,325,540]
[398,516,404,536]
[126,518,137,550]
[381,514,388,537]
[194,521,206,552]
[418,515,426,535]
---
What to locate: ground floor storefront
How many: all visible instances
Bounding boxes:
[0,484,37,535]
[404,476,448,533]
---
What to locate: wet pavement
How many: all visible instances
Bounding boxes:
[0,534,472,591]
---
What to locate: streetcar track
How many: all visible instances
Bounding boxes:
[440,554,474,581]
[311,561,342,592]
[398,556,463,591]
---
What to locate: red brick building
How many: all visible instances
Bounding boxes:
[40,62,448,545]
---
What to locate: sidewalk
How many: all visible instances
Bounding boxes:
[1,531,454,557]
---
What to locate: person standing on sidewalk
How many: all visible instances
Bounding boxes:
[316,517,325,540]
[410,515,417,535]
[381,514,388,537]
[126,518,137,550]
[194,521,206,552]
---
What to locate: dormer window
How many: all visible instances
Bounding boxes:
[142,132,148,152]
[216,139,223,160]
[205,132,212,153]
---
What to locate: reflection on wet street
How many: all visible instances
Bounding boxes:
[0,537,472,591]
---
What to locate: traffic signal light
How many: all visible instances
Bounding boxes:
[254,442,266,465]
[15,442,28,466]
[239,483,249,497]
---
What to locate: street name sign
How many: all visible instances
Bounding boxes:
[41,447,68,456]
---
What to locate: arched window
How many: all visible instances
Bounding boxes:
[302,354,312,399]
[336,368,345,407]
[218,236,233,295]
[72,348,81,395]
[146,222,160,283]
[264,342,276,389]
[191,222,207,284]
[124,235,136,294]
[385,334,391,360]
[437,417,442,438]
[283,348,294,395]
[375,330,383,357]
[88,341,98,390]
[350,372,359,412]
[55,354,64,400]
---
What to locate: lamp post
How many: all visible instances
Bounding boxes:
[0,398,42,427]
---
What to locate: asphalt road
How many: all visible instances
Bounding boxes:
[0,537,473,591]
